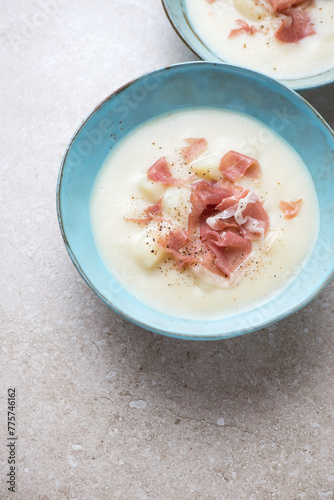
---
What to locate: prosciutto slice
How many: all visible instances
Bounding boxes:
[127,198,165,224]
[266,0,306,10]
[263,0,316,43]
[207,189,269,238]
[266,0,314,11]
[181,138,208,164]
[188,179,239,232]
[275,7,315,43]
[201,206,242,233]
[157,229,199,268]
[279,199,302,219]
[219,151,261,182]
[200,221,252,277]
[229,20,258,39]
[188,181,270,277]
[147,157,178,185]
[241,194,270,235]
[147,156,193,186]
[160,229,189,251]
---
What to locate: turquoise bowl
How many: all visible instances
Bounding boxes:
[162,0,334,90]
[56,62,334,340]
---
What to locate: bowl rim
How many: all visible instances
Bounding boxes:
[56,61,334,340]
[161,0,334,91]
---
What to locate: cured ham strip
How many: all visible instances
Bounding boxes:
[147,157,177,185]
[147,156,193,186]
[145,199,162,218]
[266,0,305,10]
[207,190,252,228]
[200,222,252,277]
[127,198,165,224]
[265,0,313,12]
[264,0,316,43]
[210,234,252,278]
[231,190,258,226]
[188,179,239,232]
[207,189,270,237]
[215,195,239,212]
[275,8,315,43]
[241,196,270,234]
[181,138,208,164]
[229,20,258,39]
[193,188,268,278]
[162,229,189,251]
[201,207,241,233]
[219,151,261,182]
[279,198,302,219]
[157,229,198,268]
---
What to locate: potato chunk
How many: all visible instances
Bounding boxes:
[137,176,166,203]
[161,186,191,228]
[233,0,268,21]
[191,155,222,181]
[134,233,165,269]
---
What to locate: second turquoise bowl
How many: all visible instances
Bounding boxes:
[162,0,334,90]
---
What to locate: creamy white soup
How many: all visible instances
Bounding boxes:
[185,0,334,80]
[90,108,319,320]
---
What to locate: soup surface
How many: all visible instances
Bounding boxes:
[90,108,319,320]
[185,0,334,80]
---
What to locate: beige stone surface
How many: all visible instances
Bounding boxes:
[1,1,334,499]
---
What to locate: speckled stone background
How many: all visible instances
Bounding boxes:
[1,1,334,499]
